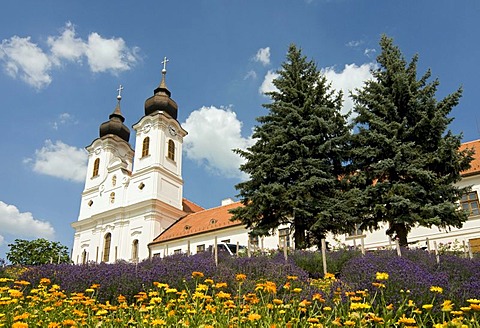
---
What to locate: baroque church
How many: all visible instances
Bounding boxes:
[71,61,480,264]
[71,61,286,264]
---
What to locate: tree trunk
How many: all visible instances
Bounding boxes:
[294,218,307,250]
[388,222,409,247]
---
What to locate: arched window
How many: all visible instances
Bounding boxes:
[132,239,139,262]
[142,137,150,157]
[81,249,87,265]
[103,233,111,262]
[92,158,100,177]
[167,139,175,161]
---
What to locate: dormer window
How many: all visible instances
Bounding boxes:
[92,158,100,177]
[167,139,175,161]
[210,219,217,225]
[142,137,150,157]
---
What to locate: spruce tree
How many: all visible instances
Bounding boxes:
[349,35,473,246]
[231,45,352,249]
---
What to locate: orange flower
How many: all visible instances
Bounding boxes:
[236,274,247,281]
[192,271,204,278]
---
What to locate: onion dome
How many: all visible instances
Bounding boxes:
[144,56,178,119]
[99,85,130,142]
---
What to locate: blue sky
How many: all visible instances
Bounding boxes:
[0,0,479,260]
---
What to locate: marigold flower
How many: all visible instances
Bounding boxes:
[48,323,61,328]
[247,313,261,321]
[470,304,480,311]
[350,302,371,311]
[287,275,298,280]
[344,320,356,326]
[323,306,332,311]
[273,298,283,305]
[204,278,214,284]
[215,282,228,289]
[236,274,247,281]
[397,315,416,325]
[430,286,443,294]
[61,319,76,326]
[216,291,231,299]
[151,319,166,326]
[375,272,389,281]
[192,271,204,278]
[307,318,320,323]
[441,300,453,312]
[293,288,302,293]
[422,304,433,310]
[372,282,386,288]
[12,323,29,328]
[386,303,394,310]
[15,280,31,286]
[312,293,325,302]
[467,299,480,304]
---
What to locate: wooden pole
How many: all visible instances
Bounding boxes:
[360,237,365,255]
[214,236,218,267]
[433,241,440,264]
[395,239,402,257]
[467,240,474,259]
[247,238,251,257]
[187,240,191,256]
[321,239,327,276]
[426,238,431,252]
[236,241,240,258]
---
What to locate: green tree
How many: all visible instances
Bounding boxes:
[349,35,473,246]
[231,44,353,249]
[7,238,70,265]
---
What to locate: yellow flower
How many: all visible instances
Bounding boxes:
[307,318,320,323]
[192,271,204,278]
[375,272,389,280]
[216,291,231,299]
[204,278,214,284]
[39,278,51,286]
[12,323,29,328]
[397,315,416,325]
[422,304,433,310]
[344,320,356,326]
[386,303,394,310]
[323,306,332,311]
[247,313,261,321]
[372,282,386,288]
[61,320,76,326]
[293,288,302,293]
[48,323,61,328]
[85,288,95,293]
[407,300,415,307]
[467,299,480,304]
[215,282,228,289]
[151,319,166,326]
[350,302,371,311]
[96,309,108,316]
[470,304,480,311]
[441,300,453,312]
[236,274,247,281]
[430,286,443,294]
[273,298,283,305]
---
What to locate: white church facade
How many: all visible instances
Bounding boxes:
[71,63,480,264]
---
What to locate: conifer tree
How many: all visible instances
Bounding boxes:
[231,45,352,249]
[349,35,473,246]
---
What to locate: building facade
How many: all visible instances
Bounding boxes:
[72,65,480,264]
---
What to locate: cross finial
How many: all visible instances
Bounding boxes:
[117,84,124,101]
[161,56,169,74]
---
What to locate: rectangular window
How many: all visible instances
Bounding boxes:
[469,238,480,253]
[279,228,290,249]
[173,249,182,255]
[461,191,480,216]
[196,244,205,253]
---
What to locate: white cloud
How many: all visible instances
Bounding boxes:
[0,22,139,89]
[85,32,139,73]
[322,63,375,115]
[25,140,87,182]
[346,40,363,48]
[253,47,271,66]
[0,201,55,242]
[244,70,257,80]
[48,22,86,64]
[0,36,52,89]
[364,48,376,58]
[259,70,279,95]
[182,106,254,179]
[52,112,78,130]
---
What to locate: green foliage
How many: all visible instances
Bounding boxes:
[348,35,473,246]
[6,238,70,265]
[231,44,353,249]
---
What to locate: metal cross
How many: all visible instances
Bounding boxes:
[161,56,169,73]
[117,85,124,99]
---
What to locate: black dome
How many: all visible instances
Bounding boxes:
[99,105,130,142]
[144,69,178,119]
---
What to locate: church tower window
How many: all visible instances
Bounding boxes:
[167,139,175,161]
[110,192,115,204]
[103,233,111,262]
[92,158,100,177]
[132,239,139,262]
[142,137,150,157]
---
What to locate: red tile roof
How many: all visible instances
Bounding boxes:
[460,139,480,176]
[151,201,243,244]
[182,198,204,213]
